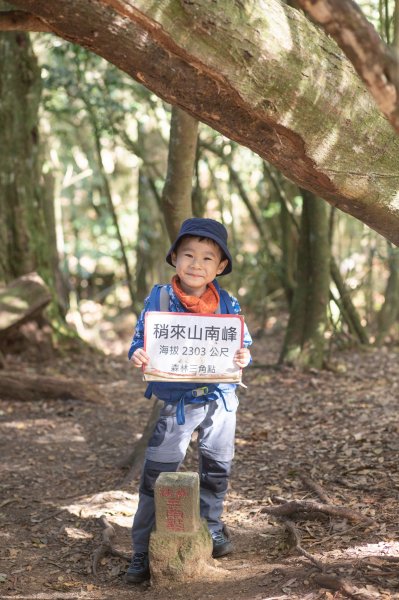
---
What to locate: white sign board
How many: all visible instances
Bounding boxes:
[143,312,244,383]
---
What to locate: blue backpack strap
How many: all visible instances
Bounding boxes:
[147,284,169,312]
[159,286,170,311]
[218,289,234,314]
[147,284,163,311]
[212,279,234,314]
[144,382,153,399]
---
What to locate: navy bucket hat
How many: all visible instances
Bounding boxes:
[165,218,232,276]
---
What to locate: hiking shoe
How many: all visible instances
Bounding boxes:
[126,552,150,583]
[211,527,233,558]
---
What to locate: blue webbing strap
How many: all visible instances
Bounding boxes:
[175,387,231,425]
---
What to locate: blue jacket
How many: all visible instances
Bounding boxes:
[128,282,252,423]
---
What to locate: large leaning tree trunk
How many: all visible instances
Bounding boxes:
[3,0,399,245]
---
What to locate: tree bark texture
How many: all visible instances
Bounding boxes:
[0,31,41,280]
[5,0,399,245]
[161,106,199,242]
[296,0,399,134]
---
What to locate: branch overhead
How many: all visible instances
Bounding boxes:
[0,10,51,32]
[296,0,399,132]
[5,0,399,245]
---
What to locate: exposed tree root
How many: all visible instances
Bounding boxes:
[314,574,376,600]
[283,518,325,571]
[92,515,130,576]
[263,476,379,600]
[299,473,332,503]
[262,497,373,524]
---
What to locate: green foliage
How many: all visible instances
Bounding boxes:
[25,33,399,351]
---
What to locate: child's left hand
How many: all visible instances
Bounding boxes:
[234,347,251,368]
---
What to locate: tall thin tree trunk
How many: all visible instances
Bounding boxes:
[376,243,399,344]
[161,107,198,241]
[330,259,369,344]
[300,191,331,365]
[192,146,204,218]
[280,200,297,306]
[85,104,135,307]
[263,163,299,302]
[120,107,198,477]
[279,191,330,368]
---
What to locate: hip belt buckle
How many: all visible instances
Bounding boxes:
[192,386,208,398]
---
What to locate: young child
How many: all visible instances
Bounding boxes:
[126,218,252,583]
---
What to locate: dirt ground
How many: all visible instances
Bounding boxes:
[1,326,399,600]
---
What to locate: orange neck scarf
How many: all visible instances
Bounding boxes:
[172,275,219,314]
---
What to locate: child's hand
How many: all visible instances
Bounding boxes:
[132,348,150,368]
[234,347,251,368]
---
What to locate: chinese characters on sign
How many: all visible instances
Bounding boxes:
[143,312,244,382]
[159,487,188,532]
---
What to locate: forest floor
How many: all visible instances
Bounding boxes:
[1,319,399,600]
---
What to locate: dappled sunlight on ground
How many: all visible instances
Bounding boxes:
[1,334,399,598]
[64,490,138,529]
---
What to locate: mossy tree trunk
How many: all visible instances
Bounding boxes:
[279,190,330,368]
[0,31,41,280]
[0,31,65,325]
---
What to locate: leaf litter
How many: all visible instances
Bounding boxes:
[1,333,399,599]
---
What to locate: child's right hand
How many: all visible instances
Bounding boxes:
[132,348,150,368]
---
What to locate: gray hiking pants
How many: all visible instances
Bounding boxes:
[132,393,238,552]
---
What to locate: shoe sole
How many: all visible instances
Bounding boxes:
[125,572,150,584]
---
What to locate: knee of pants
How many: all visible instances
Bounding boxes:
[200,455,232,494]
[140,459,180,497]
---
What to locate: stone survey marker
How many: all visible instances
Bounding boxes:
[154,472,200,533]
[149,472,213,583]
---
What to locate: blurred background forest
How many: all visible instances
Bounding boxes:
[1,0,399,369]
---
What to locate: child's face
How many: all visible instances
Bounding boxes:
[172,237,228,297]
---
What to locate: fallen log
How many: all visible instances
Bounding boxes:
[0,371,104,403]
[0,273,51,340]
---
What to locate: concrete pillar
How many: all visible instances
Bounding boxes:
[149,472,213,584]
